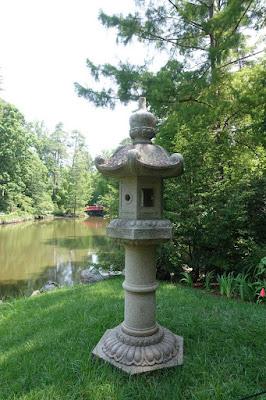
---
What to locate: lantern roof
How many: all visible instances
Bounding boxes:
[95,97,184,178]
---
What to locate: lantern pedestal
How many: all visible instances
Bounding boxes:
[92,327,183,374]
[93,97,184,374]
[92,239,183,374]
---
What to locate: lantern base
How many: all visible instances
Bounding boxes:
[92,324,183,374]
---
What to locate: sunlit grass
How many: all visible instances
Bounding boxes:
[0,279,265,400]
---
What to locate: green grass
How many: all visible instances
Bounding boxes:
[0,278,265,400]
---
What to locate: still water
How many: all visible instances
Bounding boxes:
[0,218,109,298]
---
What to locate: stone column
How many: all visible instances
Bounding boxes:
[122,244,158,337]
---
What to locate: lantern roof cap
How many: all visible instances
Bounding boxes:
[95,98,184,178]
[129,97,157,144]
[95,143,183,178]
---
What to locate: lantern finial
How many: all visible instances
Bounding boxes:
[129,97,156,144]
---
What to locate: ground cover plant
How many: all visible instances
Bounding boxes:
[180,257,266,303]
[0,278,265,400]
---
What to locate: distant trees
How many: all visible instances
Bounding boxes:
[65,130,93,216]
[0,100,94,216]
[75,0,266,277]
[0,100,49,213]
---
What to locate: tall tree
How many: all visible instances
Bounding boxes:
[65,131,93,216]
[75,0,265,108]
[0,100,32,211]
[75,1,265,277]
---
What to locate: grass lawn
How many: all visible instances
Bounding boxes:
[0,278,265,400]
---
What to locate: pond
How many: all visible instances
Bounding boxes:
[0,218,111,298]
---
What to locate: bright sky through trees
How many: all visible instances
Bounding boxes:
[0,0,156,156]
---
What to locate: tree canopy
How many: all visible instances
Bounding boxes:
[75,0,266,277]
[0,100,94,216]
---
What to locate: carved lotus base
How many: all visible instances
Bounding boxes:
[92,324,183,374]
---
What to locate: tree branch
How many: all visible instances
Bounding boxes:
[166,0,207,32]
[158,96,214,108]
[218,49,265,69]
[193,0,209,7]
[140,31,207,51]
[229,0,254,37]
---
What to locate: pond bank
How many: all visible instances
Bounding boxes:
[0,212,87,225]
[0,212,35,225]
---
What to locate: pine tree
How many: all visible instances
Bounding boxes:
[75,1,266,276]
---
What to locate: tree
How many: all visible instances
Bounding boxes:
[75,1,265,277]
[65,131,93,216]
[75,0,265,108]
[0,101,54,214]
[0,100,33,211]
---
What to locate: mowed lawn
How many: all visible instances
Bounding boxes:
[0,278,265,400]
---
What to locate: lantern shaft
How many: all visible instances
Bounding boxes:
[123,244,157,336]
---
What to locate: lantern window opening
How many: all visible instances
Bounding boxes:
[141,188,154,208]
[125,194,131,202]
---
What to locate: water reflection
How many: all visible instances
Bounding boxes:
[0,218,108,298]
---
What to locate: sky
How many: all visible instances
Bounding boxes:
[1,1,264,158]
[0,0,157,157]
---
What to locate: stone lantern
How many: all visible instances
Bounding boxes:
[92,97,184,374]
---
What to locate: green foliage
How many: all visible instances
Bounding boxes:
[64,131,93,216]
[180,271,193,287]
[204,270,215,291]
[75,0,266,280]
[0,101,94,217]
[90,171,119,217]
[76,0,265,105]
[218,272,236,298]
[0,100,32,212]
[97,181,119,218]
[235,273,254,301]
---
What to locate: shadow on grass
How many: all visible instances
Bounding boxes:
[0,280,265,400]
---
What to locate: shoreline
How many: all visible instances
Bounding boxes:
[0,213,86,226]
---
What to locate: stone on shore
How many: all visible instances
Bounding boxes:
[80,266,122,283]
[40,281,59,293]
[80,267,105,283]
[31,290,41,297]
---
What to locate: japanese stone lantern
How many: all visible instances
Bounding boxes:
[92,97,184,374]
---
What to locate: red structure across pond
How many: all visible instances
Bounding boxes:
[84,205,104,217]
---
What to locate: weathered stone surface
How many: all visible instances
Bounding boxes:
[95,97,183,179]
[93,325,183,374]
[80,267,104,283]
[107,218,172,241]
[93,97,184,374]
[129,97,157,144]
[80,266,122,283]
[40,281,59,293]
[95,144,183,178]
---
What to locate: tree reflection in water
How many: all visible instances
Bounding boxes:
[0,218,121,298]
